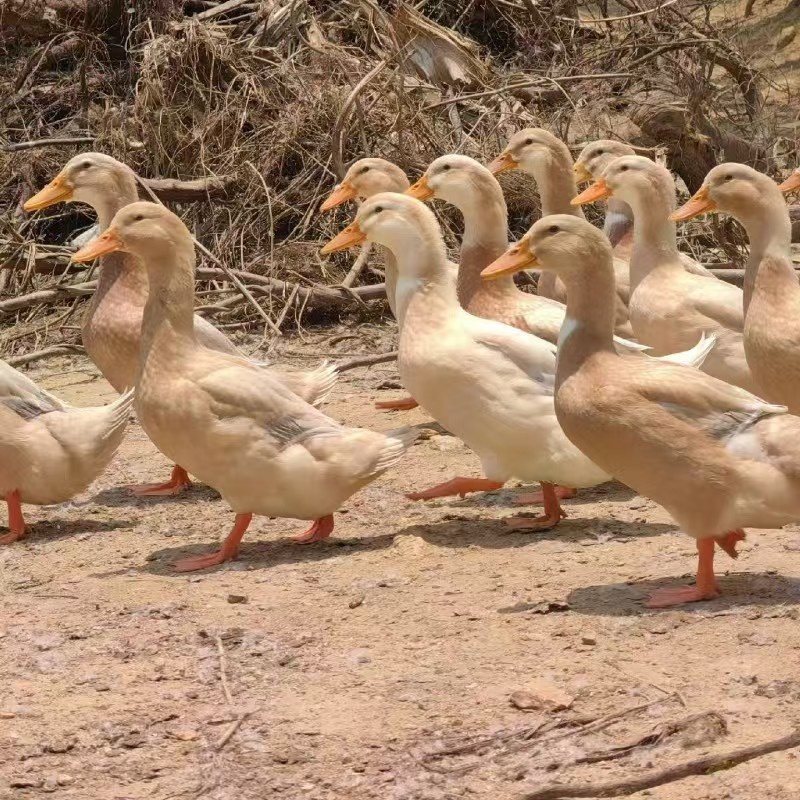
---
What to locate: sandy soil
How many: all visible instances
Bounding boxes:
[2,332,800,800]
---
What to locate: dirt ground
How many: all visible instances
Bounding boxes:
[2,330,800,800]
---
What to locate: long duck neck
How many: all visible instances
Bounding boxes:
[140,245,198,376]
[737,197,794,313]
[89,180,149,310]
[554,252,618,385]
[628,184,682,290]
[455,188,517,305]
[390,230,459,329]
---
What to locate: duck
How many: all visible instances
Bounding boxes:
[572,155,759,394]
[488,128,632,324]
[320,158,419,411]
[482,214,800,608]
[573,139,715,278]
[25,153,336,495]
[70,202,416,572]
[672,163,800,412]
[0,359,133,544]
[322,192,613,529]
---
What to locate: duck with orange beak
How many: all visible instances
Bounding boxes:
[25,153,338,496]
[323,193,612,526]
[673,163,800,412]
[481,215,800,609]
[572,155,758,394]
[70,201,417,571]
[320,158,421,412]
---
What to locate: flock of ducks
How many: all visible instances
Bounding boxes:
[4,129,800,608]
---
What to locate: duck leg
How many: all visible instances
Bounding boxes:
[129,465,193,497]
[292,514,335,544]
[375,396,419,411]
[513,485,577,506]
[646,538,719,608]
[0,490,26,545]
[407,477,504,501]
[173,512,252,572]
[714,529,745,559]
[505,482,567,531]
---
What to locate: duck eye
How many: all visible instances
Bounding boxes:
[724,174,733,181]
[360,166,370,174]
[133,214,144,222]
[441,164,451,171]
[619,165,628,172]
[373,206,383,214]
[548,225,559,234]
[524,138,534,145]
[81,161,92,170]
[596,149,603,155]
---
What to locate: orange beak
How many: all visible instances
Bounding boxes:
[320,221,366,254]
[573,161,593,185]
[488,151,518,175]
[320,180,358,212]
[481,237,537,280]
[778,171,800,195]
[24,173,74,211]
[405,175,435,201]
[571,178,611,206]
[670,185,716,222]
[71,227,126,263]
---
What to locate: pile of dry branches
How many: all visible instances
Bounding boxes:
[0,0,796,361]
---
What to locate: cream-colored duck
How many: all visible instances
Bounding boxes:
[0,360,132,544]
[573,156,759,394]
[25,153,336,495]
[574,139,715,278]
[71,202,416,572]
[673,163,800,412]
[320,158,418,411]
[322,193,613,528]
[482,214,800,608]
[488,128,632,324]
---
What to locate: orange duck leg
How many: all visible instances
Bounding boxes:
[506,482,568,531]
[130,465,193,497]
[646,538,720,608]
[514,485,577,506]
[174,512,252,572]
[375,396,419,411]
[0,490,26,545]
[407,477,504,501]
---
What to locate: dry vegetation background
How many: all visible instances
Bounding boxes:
[0,0,799,361]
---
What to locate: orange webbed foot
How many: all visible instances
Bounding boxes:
[513,486,577,506]
[2,490,26,545]
[406,477,505,501]
[375,396,419,411]
[715,529,746,559]
[172,513,252,572]
[506,482,567,531]
[292,514,335,545]
[645,584,720,608]
[130,465,192,497]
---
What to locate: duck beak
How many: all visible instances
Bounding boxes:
[321,221,366,254]
[573,162,593,185]
[71,227,126,262]
[405,176,434,201]
[321,180,358,211]
[778,171,800,195]
[482,238,537,280]
[671,185,716,221]
[24,173,74,211]
[488,151,518,175]
[571,178,611,205]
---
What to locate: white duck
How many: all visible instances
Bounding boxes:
[25,153,336,495]
[320,157,419,411]
[0,360,132,544]
[322,193,612,529]
[71,202,416,572]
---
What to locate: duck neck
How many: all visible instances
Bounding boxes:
[90,185,149,306]
[554,255,618,384]
[391,233,459,328]
[140,246,197,373]
[456,192,517,305]
[629,189,681,289]
[531,150,585,220]
[738,200,794,313]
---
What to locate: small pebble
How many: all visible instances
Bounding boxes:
[348,594,365,609]
[227,594,248,604]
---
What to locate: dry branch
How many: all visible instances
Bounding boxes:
[521,728,800,800]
